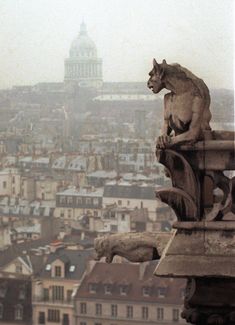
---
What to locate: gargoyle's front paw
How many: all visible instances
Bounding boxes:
[105,254,114,263]
[156,135,172,149]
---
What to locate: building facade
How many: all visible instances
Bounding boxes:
[32,245,94,325]
[75,261,186,325]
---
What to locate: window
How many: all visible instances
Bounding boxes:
[89,283,97,293]
[55,266,62,277]
[67,290,73,302]
[173,309,179,322]
[68,209,72,218]
[69,265,75,272]
[52,286,64,301]
[0,304,3,319]
[120,285,128,295]
[93,198,99,206]
[43,288,49,301]
[142,306,148,320]
[80,323,86,325]
[48,309,60,322]
[80,302,87,314]
[111,304,117,317]
[142,286,150,296]
[121,214,125,221]
[19,286,26,299]
[158,287,167,298]
[3,181,6,189]
[15,304,23,320]
[104,284,112,294]
[86,198,91,205]
[67,196,73,204]
[38,312,45,324]
[59,196,66,204]
[127,200,130,206]
[126,306,133,319]
[12,176,15,184]
[157,307,164,321]
[76,197,83,205]
[96,303,102,316]
[62,313,69,325]
[15,264,22,274]
[118,200,122,206]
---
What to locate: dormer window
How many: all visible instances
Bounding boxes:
[89,283,97,294]
[104,284,112,295]
[55,266,62,277]
[158,287,167,298]
[142,286,151,297]
[120,285,128,296]
[69,265,75,273]
[15,263,22,274]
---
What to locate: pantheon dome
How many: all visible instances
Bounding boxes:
[64,22,103,88]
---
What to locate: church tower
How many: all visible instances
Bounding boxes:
[64,22,103,89]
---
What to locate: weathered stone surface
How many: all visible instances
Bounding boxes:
[147,59,211,148]
[155,255,235,278]
[94,232,172,263]
[166,229,204,256]
[155,222,235,277]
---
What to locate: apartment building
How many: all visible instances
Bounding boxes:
[103,181,168,221]
[74,261,186,325]
[54,187,103,225]
[32,245,94,325]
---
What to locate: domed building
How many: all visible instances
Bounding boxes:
[64,22,103,88]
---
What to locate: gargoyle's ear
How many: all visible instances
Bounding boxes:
[153,58,159,69]
[153,58,162,73]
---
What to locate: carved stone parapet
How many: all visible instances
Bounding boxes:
[156,134,235,222]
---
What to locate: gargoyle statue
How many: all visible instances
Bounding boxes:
[147,59,212,148]
[94,232,172,263]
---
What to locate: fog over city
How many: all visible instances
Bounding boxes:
[0,0,234,89]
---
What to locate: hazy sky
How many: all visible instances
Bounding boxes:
[0,0,234,89]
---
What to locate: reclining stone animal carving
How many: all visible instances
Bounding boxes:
[147,59,212,148]
[94,232,172,263]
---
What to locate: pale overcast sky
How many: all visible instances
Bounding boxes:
[0,0,234,89]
